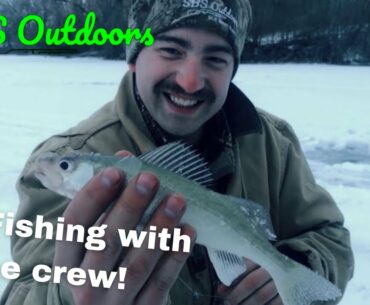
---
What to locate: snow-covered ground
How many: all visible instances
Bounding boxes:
[0,55,369,304]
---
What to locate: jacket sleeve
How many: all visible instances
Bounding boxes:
[0,141,77,305]
[272,121,354,301]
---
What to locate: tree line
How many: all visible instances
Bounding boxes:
[247,0,370,64]
[0,0,369,64]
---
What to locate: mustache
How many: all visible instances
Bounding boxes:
[154,79,215,101]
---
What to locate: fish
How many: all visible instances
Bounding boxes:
[33,142,342,305]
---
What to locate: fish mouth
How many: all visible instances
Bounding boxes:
[34,169,46,180]
[33,162,47,180]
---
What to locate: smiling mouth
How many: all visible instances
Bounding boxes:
[163,92,204,109]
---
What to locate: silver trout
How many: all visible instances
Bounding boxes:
[33,142,341,305]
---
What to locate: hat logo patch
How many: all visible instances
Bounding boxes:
[182,0,237,27]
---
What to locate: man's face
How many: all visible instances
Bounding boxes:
[130,27,234,137]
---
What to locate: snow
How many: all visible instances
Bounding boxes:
[0,55,369,303]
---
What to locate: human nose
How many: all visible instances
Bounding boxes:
[175,57,205,94]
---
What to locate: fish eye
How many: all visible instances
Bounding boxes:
[59,160,71,171]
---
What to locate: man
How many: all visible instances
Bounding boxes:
[1,0,354,305]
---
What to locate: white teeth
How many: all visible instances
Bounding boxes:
[169,95,199,107]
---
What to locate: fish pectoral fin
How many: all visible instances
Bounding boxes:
[207,247,247,286]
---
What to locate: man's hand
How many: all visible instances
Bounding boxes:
[54,164,196,305]
[217,259,283,305]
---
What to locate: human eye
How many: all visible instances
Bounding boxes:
[157,47,183,59]
[205,56,229,69]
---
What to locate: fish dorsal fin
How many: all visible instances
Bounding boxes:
[207,248,247,286]
[224,195,276,240]
[139,142,213,188]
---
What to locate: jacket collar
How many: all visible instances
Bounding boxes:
[224,82,263,137]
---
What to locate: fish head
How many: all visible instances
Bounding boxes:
[33,152,94,199]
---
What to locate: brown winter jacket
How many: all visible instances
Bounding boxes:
[1,71,354,305]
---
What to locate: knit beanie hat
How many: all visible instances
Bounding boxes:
[126,0,252,76]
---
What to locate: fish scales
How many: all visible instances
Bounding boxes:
[34,143,342,305]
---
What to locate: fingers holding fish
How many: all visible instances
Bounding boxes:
[218,261,281,305]
[134,224,196,305]
[54,167,125,268]
[106,194,190,304]
[77,172,160,273]
[244,258,260,273]
[234,270,277,305]
[115,150,134,158]
[67,167,125,227]
[238,279,281,305]
[264,294,284,305]
[121,194,186,285]
[216,258,259,297]
[104,172,160,231]
[53,168,192,305]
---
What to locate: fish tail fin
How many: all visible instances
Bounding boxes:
[272,260,342,305]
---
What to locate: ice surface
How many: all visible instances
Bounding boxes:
[0,56,369,303]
